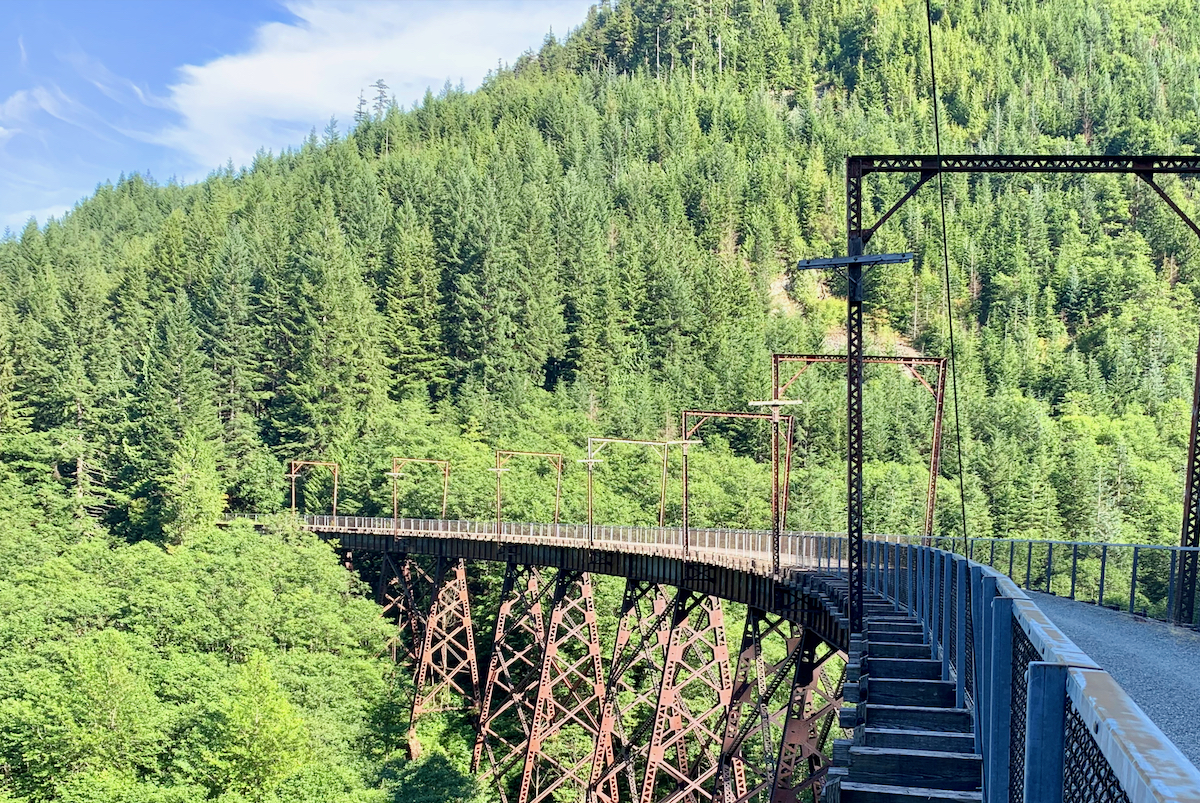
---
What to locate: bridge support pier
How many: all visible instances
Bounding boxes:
[590,579,672,803]
[377,552,429,664]
[476,564,608,803]
[410,557,479,730]
[474,563,549,799]
[518,570,608,803]
[640,590,734,803]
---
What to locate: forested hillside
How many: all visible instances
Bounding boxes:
[2,0,1200,799]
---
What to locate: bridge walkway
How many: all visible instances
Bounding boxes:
[821,577,983,802]
[1028,591,1200,768]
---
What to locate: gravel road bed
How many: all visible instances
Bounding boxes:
[1027,591,1200,767]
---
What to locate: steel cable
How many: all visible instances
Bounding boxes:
[924,0,970,548]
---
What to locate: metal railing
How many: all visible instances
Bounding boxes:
[228,514,1200,625]
[231,513,1200,801]
[856,539,1200,803]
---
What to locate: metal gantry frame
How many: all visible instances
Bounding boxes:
[493,450,565,535]
[681,410,795,573]
[387,457,451,531]
[795,253,915,635]
[287,459,339,517]
[772,353,948,542]
[579,438,686,547]
[842,153,1200,628]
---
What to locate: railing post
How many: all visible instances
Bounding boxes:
[907,544,916,615]
[1023,662,1067,803]
[1129,546,1140,614]
[986,596,1013,803]
[893,543,901,611]
[941,553,953,679]
[955,558,967,708]
[1070,543,1079,599]
[931,552,942,664]
[916,547,925,626]
[971,566,987,752]
[1099,543,1108,607]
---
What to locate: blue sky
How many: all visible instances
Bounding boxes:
[0,0,594,233]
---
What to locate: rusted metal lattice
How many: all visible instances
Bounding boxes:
[377,552,431,664]
[715,609,796,802]
[517,570,608,803]
[639,590,734,803]
[474,564,551,802]
[589,579,672,802]
[410,557,480,725]
[772,629,846,803]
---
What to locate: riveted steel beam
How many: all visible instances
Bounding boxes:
[639,590,734,803]
[474,564,552,803]
[772,630,846,803]
[589,579,673,802]
[410,557,480,728]
[518,570,608,803]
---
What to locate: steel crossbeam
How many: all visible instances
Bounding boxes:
[474,564,552,801]
[518,571,609,803]
[589,579,673,802]
[772,630,846,803]
[377,552,431,663]
[639,590,734,803]
[410,557,480,729]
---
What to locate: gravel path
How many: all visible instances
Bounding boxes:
[1027,591,1200,767]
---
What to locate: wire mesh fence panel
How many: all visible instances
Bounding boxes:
[1009,620,1038,803]
[1063,704,1133,803]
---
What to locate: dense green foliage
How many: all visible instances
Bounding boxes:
[3,0,1200,798]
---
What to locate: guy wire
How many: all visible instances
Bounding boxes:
[925,0,970,550]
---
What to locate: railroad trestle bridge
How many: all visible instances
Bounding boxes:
[233,514,1200,803]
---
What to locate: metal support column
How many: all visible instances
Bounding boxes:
[410,557,480,734]
[640,590,733,803]
[517,571,608,803]
[589,579,671,802]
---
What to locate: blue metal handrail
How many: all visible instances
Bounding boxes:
[859,539,1200,803]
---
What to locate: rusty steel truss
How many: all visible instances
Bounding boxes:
[375,552,845,803]
[772,354,948,541]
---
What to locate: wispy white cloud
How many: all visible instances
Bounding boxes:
[61,50,172,111]
[155,0,590,173]
[18,36,27,69]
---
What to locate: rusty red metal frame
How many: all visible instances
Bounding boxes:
[287,459,339,517]
[388,457,451,531]
[493,451,564,534]
[715,612,847,803]
[772,630,846,802]
[517,570,607,803]
[772,354,948,541]
[474,564,551,801]
[409,557,479,733]
[581,438,684,547]
[377,552,429,663]
[589,579,672,801]
[681,411,794,569]
[639,589,734,802]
